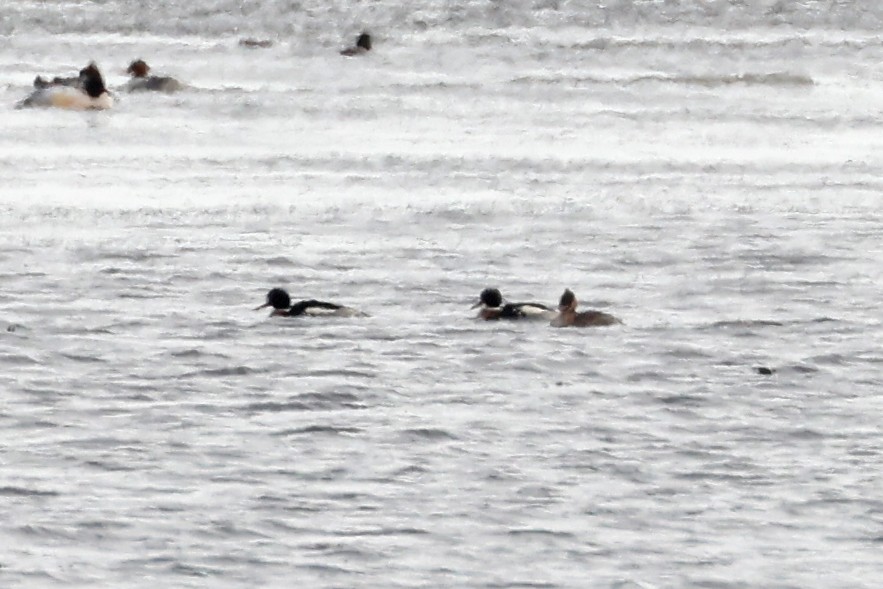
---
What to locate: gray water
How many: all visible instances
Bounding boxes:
[1,1,882,587]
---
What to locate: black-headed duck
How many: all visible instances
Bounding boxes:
[255,288,365,318]
[472,287,556,321]
[550,289,620,327]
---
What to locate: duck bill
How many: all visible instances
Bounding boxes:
[470,301,483,309]
[254,302,271,311]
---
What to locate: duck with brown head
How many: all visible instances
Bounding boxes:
[255,288,365,318]
[340,32,372,56]
[551,288,620,327]
[18,62,112,110]
[471,287,556,321]
[125,59,183,93]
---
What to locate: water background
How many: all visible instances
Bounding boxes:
[1,1,882,587]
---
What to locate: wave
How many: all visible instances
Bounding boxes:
[332,526,429,537]
[704,316,841,331]
[274,425,363,436]
[511,71,814,88]
[707,319,786,329]
[399,427,458,441]
[0,486,59,497]
[242,391,366,414]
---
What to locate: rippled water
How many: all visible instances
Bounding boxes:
[1,1,882,587]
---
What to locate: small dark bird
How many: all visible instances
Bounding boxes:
[340,32,372,56]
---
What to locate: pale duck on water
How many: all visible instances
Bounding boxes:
[18,62,113,110]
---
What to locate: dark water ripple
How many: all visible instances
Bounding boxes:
[0,486,60,498]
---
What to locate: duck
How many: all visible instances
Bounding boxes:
[340,32,372,56]
[125,59,183,93]
[239,38,274,49]
[472,287,556,321]
[17,62,113,110]
[255,288,365,318]
[550,289,620,327]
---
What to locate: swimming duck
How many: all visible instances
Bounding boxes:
[340,32,372,56]
[255,288,364,318]
[18,62,112,110]
[125,59,183,93]
[472,287,556,321]
[550,289,620,327]
[239,38,274,49]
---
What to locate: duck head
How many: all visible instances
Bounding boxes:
[127,59,150,78]
[558,288,578,313]
[79,62,107,98]
[255,288,291,314]
[471,287,503,309]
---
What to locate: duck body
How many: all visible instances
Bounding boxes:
[287,299,363,318]
[551,309,620,327]
[256,288,364,318]
[18,63,112,110]
[19,85,113,110]
[125,59,183,93]
[550,289,620,328]
[473,288,556,321]
[126,76,182,93]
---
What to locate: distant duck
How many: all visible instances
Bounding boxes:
[239,38,274,49]
[550,289,620,328]
[255,288,365,318]
[18,62,113,110]
[472,287,556,321]
[340,32,372,56]
[125,59,183,93]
